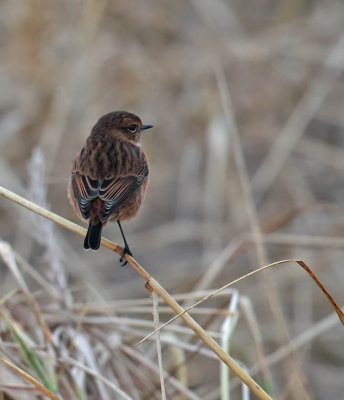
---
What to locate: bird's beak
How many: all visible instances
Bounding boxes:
[142,124,154,130]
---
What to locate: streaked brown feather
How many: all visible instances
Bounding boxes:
[68,116,149,225]
[68,111,151,252]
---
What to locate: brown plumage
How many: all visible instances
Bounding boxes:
[68,111,153,264]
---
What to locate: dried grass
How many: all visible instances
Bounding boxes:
[2,2,344,399]
[1,187,343,399]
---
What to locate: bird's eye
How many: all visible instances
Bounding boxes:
[128,124,138,133]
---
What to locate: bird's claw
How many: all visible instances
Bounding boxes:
[119,245,133,266]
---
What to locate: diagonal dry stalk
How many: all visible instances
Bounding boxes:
[135,258,344,346]
[151,290,167,400]
[0,357,60,400]
[0,185,272,400]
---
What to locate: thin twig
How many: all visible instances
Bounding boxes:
[152,291,167,400]
[135,259,344,345]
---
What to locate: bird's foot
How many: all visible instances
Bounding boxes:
[119,244,133,266]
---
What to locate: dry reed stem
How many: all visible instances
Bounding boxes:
[0,242,56,347]
[297,261,344,325]
[75,305,234,316]
[0,357,60,400]
[0,185,271,400]
[60,356,132,400]
[135,259,344,345]
[252,33,344,201]
[239,296,268,385]
[214,60,281,388]
[152,291,167,400]
[121,345,201,400]
[214,58,321,398]
[251,306,344,374]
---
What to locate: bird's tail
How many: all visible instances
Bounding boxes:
[84,221,103,251]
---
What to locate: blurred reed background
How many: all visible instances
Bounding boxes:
[1,1,344,399]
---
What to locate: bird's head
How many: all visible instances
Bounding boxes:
[93,111,153,145]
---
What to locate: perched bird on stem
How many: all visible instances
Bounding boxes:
[68,111,153,265]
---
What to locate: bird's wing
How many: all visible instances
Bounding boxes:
[70,171,100,219]
[71,159,148,222]
[99,163,148,222]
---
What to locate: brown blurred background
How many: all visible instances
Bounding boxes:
[1,1,344,399]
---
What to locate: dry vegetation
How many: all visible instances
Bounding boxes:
[1,1,344,399]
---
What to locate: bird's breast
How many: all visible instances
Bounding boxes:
[80,138,147,179]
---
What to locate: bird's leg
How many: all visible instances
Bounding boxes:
[117,220,132,266]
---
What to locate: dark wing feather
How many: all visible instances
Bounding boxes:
[71,172,100,219]
[71,159,148,222]
[99,165,148,222]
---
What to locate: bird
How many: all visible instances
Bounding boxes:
[68,111,153,265]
